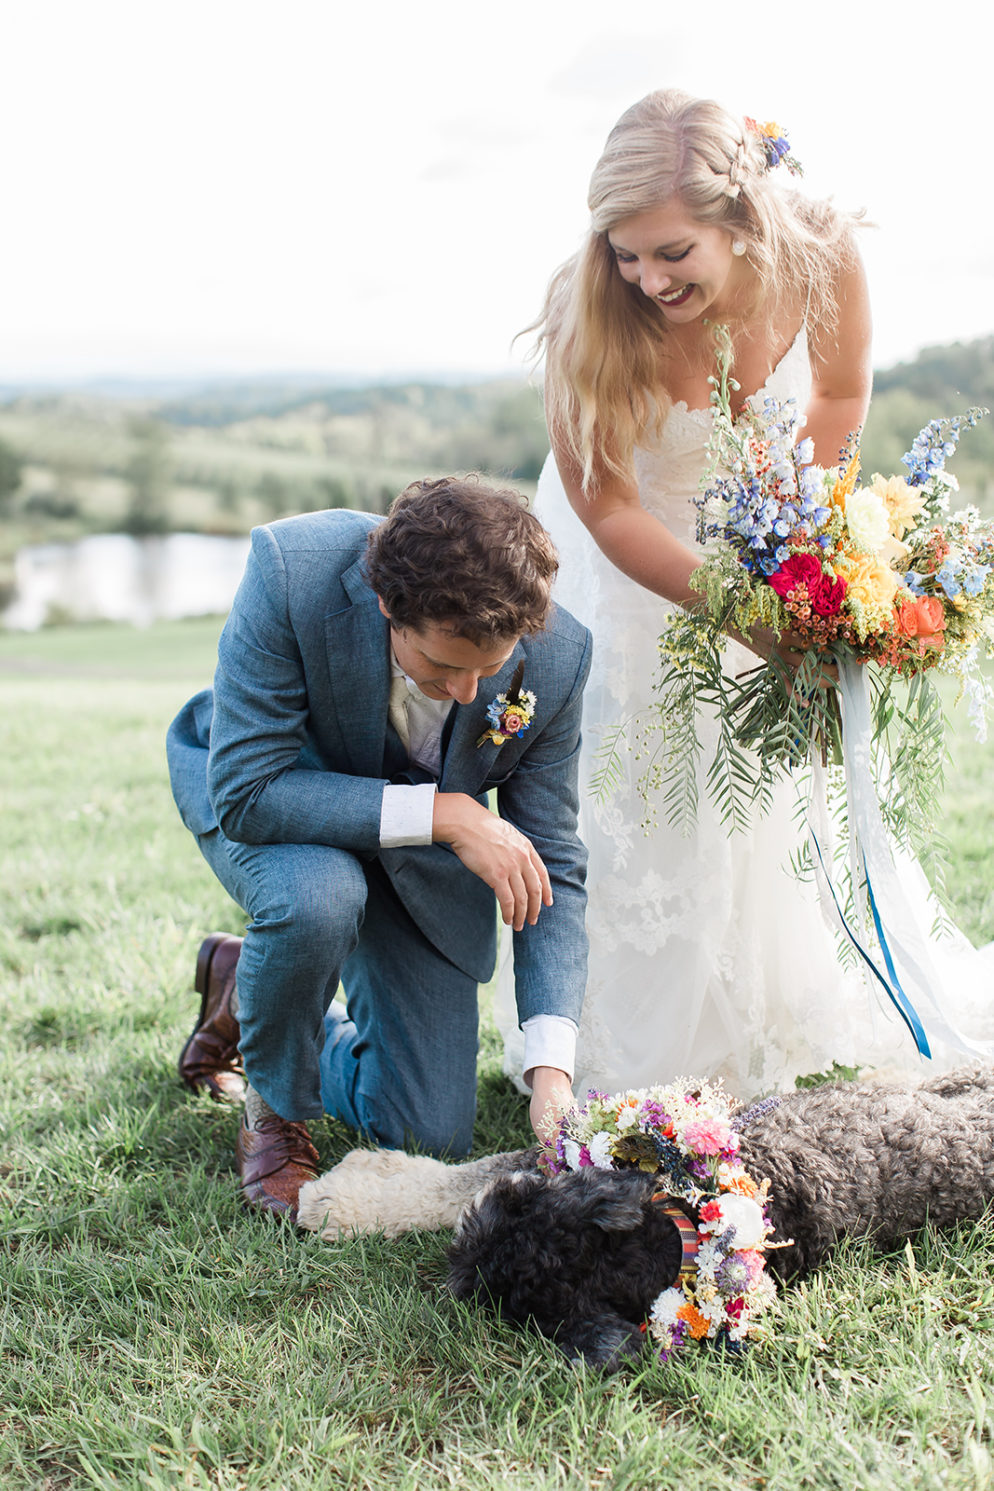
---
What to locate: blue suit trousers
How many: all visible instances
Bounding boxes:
[195,827,480,1157]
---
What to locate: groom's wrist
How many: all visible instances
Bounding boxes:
[522,1014,577,1086]
[379,782,437,847]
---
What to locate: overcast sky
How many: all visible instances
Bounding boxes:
[3,0,993,383]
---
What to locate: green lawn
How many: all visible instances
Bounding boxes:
[2,618,994,1490]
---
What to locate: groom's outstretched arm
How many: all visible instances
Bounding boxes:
[495,613,592,1033]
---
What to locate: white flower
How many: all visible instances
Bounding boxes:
[845,489,891,553]
[753,1273,779,1309]
[879,533,910,566]
[698,1295,727,1329]
[713,1195,767,1249]
[588,1131,615,1169]
[615,1105,640,1131]
[563,1140,582,1172]
[694,1240,721,1281]
[649,1287,684,1329]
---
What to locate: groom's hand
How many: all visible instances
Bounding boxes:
[526,1066,575,1144]
[431,792,553,931]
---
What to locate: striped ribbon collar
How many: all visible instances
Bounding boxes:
[652,1192,700,1277]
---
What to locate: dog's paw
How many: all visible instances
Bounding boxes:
[297,1153,463,1239]
[296,1168,389,1238]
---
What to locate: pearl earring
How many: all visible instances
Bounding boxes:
[731,239,747,257]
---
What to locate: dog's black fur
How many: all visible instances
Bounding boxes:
[447,1065,994,1369]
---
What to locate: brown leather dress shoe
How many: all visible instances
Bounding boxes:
[235,1113,320,1223]
[179,933,247,1104]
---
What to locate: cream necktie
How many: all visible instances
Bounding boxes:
[388,673,411,753]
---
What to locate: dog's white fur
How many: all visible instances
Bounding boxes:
[297,1147,494,1238]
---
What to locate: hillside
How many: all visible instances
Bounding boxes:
[0,336,991,609]
[860,334,994,497]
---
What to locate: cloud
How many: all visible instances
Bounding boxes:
[549,34,690,101]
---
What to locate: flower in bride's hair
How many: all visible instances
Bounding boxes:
[744,116,803,174]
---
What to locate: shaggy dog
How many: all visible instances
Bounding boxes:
[297,1064,994,1369]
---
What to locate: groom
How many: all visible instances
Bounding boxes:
[166,475,591,1221]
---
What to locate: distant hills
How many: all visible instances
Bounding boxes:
[861,335,994,498]
[873,335,994,403]
[0,333,990,607]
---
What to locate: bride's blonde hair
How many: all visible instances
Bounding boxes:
[537,89,860,492]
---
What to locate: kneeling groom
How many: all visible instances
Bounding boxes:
[166,476,591,1221]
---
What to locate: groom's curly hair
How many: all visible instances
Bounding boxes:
[365,475,559,643]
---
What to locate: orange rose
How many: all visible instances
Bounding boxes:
[895,596,946,651]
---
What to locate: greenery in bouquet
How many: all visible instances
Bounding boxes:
[616,324,994,888]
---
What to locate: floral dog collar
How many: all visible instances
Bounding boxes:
[541,1079,780,1361]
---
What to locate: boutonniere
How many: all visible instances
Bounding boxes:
[476,659,537,747]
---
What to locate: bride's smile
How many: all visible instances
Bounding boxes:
[607,199,747,322]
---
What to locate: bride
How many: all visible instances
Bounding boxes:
[498,88,994,1103]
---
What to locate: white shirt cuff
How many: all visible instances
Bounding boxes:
[379,782,437,847]
[521,1014,578,1086]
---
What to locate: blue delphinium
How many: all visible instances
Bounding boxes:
[936,555,991,599]
[902,410,983,488]
[695,392,830,579]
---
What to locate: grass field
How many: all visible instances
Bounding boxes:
[3,618,994,1490]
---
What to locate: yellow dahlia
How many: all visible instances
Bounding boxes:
[838,552,900,638]
[867,473,927,539]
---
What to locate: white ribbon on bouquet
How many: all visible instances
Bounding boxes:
[806,656,992,1062]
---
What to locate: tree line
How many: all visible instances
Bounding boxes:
[0,337,991,560]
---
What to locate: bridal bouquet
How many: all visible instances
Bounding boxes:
[613,326,994,1058]
[637,326,993,860]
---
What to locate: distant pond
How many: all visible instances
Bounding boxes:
[3,533,251,630]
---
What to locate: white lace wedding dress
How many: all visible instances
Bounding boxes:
[497,329,994,1102]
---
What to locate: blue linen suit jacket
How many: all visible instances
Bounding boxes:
[166,508,592,1029]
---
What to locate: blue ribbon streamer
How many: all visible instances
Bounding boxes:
[808,827,932,1058]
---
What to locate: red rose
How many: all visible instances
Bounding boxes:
[770,553,846,618]
[769,553,822,599]
[810,570,846,617]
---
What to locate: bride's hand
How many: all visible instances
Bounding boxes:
[729,622,838,685]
